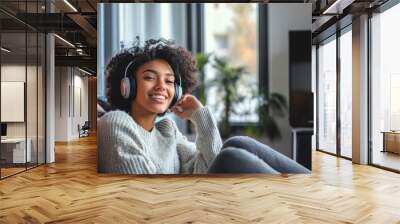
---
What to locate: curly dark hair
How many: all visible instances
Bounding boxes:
[105,38,199,112]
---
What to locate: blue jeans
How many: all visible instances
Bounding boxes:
[207,136,310,174]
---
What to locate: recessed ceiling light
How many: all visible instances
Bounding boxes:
[322,0,354,15]
[63,0,78,12]
[54,34,75,48]
[1,47,11,53]
[78,67,93,76]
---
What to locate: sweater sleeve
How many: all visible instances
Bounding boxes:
[97,111,157,174]
[175,107,223,174]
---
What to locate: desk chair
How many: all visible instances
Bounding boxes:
[78,121,90,138]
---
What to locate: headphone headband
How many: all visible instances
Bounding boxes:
[124,61,135,79]
[176,70,182,88]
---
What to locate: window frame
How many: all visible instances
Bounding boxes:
[315,23,353,161]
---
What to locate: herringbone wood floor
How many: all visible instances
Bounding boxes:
[1,134,400,223]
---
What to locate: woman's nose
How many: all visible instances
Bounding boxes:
[154,78,167,91]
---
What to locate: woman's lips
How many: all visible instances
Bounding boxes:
[149,94,167,104]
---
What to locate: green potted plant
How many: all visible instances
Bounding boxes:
[245,91,288,142]
[209,56,248,138]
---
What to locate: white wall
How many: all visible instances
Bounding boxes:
[267,3,312,157]
[1,65,42,137]
[55,67,89,141]
[1,65,27,138]
[55,67,68,141]
[72,73,89,138]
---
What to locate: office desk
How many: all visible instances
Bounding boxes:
[1,138,31,163]
[382,131,400,154]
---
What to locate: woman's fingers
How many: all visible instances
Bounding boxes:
[170,95,202,119]
[175,106,183,112]
[178,94,188,105]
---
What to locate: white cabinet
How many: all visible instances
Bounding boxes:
[1,138,32,163]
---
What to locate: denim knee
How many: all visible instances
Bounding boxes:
[216,147,242,162]
[209,147,280,174]
[222,136,251,149]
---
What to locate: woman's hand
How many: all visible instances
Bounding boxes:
[170,94,203,119]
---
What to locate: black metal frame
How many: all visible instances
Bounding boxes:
[185,3,204,134]
[336,28,341,158]
[258,4,268,98]
[0,20,2,179]
[367,11,372,166]
[315,44,319,151]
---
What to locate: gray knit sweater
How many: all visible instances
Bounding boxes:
[97,107,223,174]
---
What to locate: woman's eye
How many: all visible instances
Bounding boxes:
[166,80,175,84]
[144,76,154,80]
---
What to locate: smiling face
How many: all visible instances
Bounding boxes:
[131,59,176,116]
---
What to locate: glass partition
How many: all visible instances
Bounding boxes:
[0,1,46,179]
[1,31,28,177]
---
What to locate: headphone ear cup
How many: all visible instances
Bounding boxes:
[177,85,182,101]
[120,77,136,100]
[169,83,182,108]
[130,77,136,99]
[120,77,130,99]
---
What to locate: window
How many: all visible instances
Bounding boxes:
[339,28,352,158]
[390,74,400,130]
[204,3,258,123]
[371,3,400,171]
[316,28,353,159]
[317,36,337,154]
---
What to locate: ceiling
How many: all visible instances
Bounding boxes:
[309,0,390,42]
[0,0,98,74]
[0,0,394,74]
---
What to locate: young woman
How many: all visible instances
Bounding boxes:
[97,38,310,175]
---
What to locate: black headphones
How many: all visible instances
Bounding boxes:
[120,60,183,108]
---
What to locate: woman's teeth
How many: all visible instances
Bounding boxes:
[150,94,166,103]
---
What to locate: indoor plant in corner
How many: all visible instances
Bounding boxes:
[246,91,288,142]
